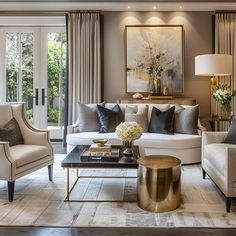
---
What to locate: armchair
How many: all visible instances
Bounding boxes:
[202,131,236,212]
[0,103,54,202]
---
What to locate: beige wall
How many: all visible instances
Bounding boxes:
[103,11,213,116]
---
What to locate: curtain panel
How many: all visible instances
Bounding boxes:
[214,13,236,123]
[67,12,101,125]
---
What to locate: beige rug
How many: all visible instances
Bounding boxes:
[0,154,236,227]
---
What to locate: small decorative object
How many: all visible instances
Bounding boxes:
[212,84,236,119]
[92,138,108,147]
[163,87,169,96]
[132,92,143,99]
[116,122,143,160]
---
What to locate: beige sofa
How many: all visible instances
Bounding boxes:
[67,103,205,164]
[202,131,236,212]
[0,103,54,202]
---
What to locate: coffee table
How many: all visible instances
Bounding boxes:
[61,145,140,202]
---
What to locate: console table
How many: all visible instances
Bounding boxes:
[117,97,196,106]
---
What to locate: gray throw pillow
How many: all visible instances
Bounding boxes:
[0,118,24,146]
[223,116,236,144]
[125,105,148,132]
[96,104,123,133]
[174,104,199,134]
[77,102,105,132]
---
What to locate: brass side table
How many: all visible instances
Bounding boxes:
[137,155,181,213]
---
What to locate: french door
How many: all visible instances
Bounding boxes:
[0,27,66,139]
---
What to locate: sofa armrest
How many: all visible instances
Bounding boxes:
[202,131,227,145]
[67,119,80,134]
[197,119,206,135]
[0,142,16,181]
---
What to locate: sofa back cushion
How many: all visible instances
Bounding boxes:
[125,105,148,132]
[148,106,175,135]
[174,104,199,134]
[97,104,123,133]
[0,104,13,128]
[77,103,105,132]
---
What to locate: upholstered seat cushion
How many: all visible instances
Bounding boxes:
[10,145,51,168]
[204,143,236,176]
[67,132,201,149]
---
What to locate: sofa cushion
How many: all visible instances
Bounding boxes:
[204,143,236,176]
[10,145,51,168]
[125,105,148,132]
[223,116,236,144]
[77,103,105,132]
[67,132,201,149]
[174,104,199,134]
[148,106,175,134]
[97,104,123,133]
[0,118,24,146]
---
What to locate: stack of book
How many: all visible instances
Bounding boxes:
[80,144,120,162]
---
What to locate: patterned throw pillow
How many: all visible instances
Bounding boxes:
[0,118,24,146]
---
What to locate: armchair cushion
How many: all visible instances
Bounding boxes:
[10,145,51,168]
[0,118,24,146]
[204,143,236,176]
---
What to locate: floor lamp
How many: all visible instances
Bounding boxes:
[195,54,232,116]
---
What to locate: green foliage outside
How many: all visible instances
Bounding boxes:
[6,32,66,124]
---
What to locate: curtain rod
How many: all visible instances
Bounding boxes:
[0,10,101,16]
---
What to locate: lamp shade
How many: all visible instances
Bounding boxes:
[195,54,232,76]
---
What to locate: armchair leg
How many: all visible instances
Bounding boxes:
[8,181,15,202]
[226,198,232,213]
[48,164,53,181]
[202,169,206,179]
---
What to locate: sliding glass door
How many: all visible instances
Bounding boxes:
[0,27,66,139]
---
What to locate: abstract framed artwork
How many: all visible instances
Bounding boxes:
[126,25,184,95]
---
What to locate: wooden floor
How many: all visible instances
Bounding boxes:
[0,227,236,236]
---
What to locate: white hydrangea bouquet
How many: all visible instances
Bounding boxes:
[212,84,236,118]
[116,121,143,141]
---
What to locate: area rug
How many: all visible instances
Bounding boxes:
[0,154,236,227]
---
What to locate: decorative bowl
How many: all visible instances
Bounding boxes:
[92,139,108,147]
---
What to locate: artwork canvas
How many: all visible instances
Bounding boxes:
[126,25,183,95]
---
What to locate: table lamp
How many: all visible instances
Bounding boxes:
[195,54,232,91]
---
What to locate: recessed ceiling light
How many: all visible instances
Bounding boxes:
[153,5,157,9]
[179,5,183,9]
[128,5,131,9]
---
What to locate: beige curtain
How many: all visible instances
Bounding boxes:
[67,12,101,124]
[214,13,236,130]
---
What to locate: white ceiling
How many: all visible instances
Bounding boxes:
[0,1,235,11]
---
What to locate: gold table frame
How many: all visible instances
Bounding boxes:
[64,167,137,203]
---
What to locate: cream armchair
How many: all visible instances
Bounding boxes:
[0,103,54,202]
[202,131,236,212]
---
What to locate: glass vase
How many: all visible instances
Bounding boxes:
[122,140,133,158]
[221,106,231,120]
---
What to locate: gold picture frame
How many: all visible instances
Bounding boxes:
[126,25,184,95]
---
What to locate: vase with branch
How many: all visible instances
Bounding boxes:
[212,84,236,119]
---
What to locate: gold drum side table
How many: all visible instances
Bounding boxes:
[137,155,181,213]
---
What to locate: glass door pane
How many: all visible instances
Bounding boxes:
[6,32,34,122]
[47,32,66,138]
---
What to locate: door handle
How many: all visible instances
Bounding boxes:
[42,88,45,106]
[35,88,39,106]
